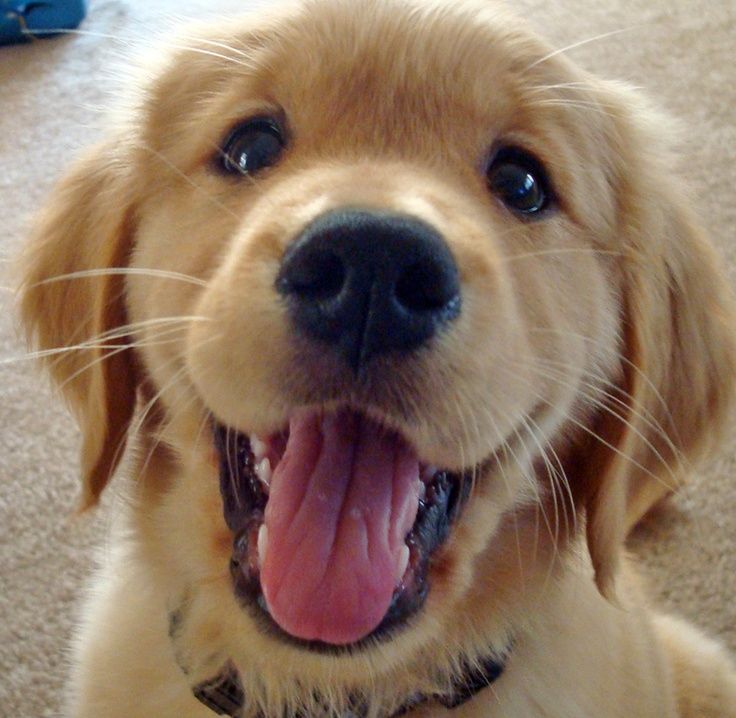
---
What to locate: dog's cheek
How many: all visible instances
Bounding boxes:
[411,483,519,646]
[167,462,236,592]
[509,240,621,411]
[125,241,211,397]
[186,268,296,433]
[408,260,538,468]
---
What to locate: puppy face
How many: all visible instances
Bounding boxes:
[19,0,736,709]
[130,0,621,650]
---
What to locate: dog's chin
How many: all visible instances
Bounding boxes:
[212,406,474,653]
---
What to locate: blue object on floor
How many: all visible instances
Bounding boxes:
[1,0,87,45]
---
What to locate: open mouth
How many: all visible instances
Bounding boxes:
[214,408,471,650]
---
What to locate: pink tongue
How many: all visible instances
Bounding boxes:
[261,410,420,645]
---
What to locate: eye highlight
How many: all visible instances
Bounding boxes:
[486,146,553,216]
[218,117,285,176]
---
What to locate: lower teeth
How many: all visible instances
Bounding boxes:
[257,524,269,568]
[396,544,410,585]
[256,457,272,487]
[251,435,267,462]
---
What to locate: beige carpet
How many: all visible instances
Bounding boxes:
[1,0,734,715]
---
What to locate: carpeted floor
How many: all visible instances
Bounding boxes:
[1,1,734,716]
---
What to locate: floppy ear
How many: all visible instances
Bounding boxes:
[18,142,138,509]
[578,85,736,596]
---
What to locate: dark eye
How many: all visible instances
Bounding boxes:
[219,118,285,176]
[486,146,552,216]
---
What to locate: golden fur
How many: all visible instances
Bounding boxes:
[18,0,736,715]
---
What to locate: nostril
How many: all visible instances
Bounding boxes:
[395,260,460,314]
[277,209,462,369]
[279,250,346,301]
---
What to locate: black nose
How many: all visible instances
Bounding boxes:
[276,209,461,371]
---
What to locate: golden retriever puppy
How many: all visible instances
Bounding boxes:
[18,0,736,716]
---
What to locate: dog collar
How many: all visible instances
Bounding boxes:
[190,651,507,717]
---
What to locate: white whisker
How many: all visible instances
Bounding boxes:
[130,369,198,482]
[5,316,209,367]
[122,333,221,488]
[528,100,619,119]
[57,329,186,392]
[22,27,257,69]
[45,316,205,375]
[20,27,140,44]
[525,355,687,475]
[135,142,242,220]
[524,361,682,493]
[527,327,677,436]
[530,414,576,536]
[528,81,593,93]
[483,411,530,586]
[520,414,566,594]
[172,32,260,63]
[507,413,562,577]
[29,268,207,289]
[524,27,637,72]
[496,359,677,493]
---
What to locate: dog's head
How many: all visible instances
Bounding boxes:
[19,0,736,710]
